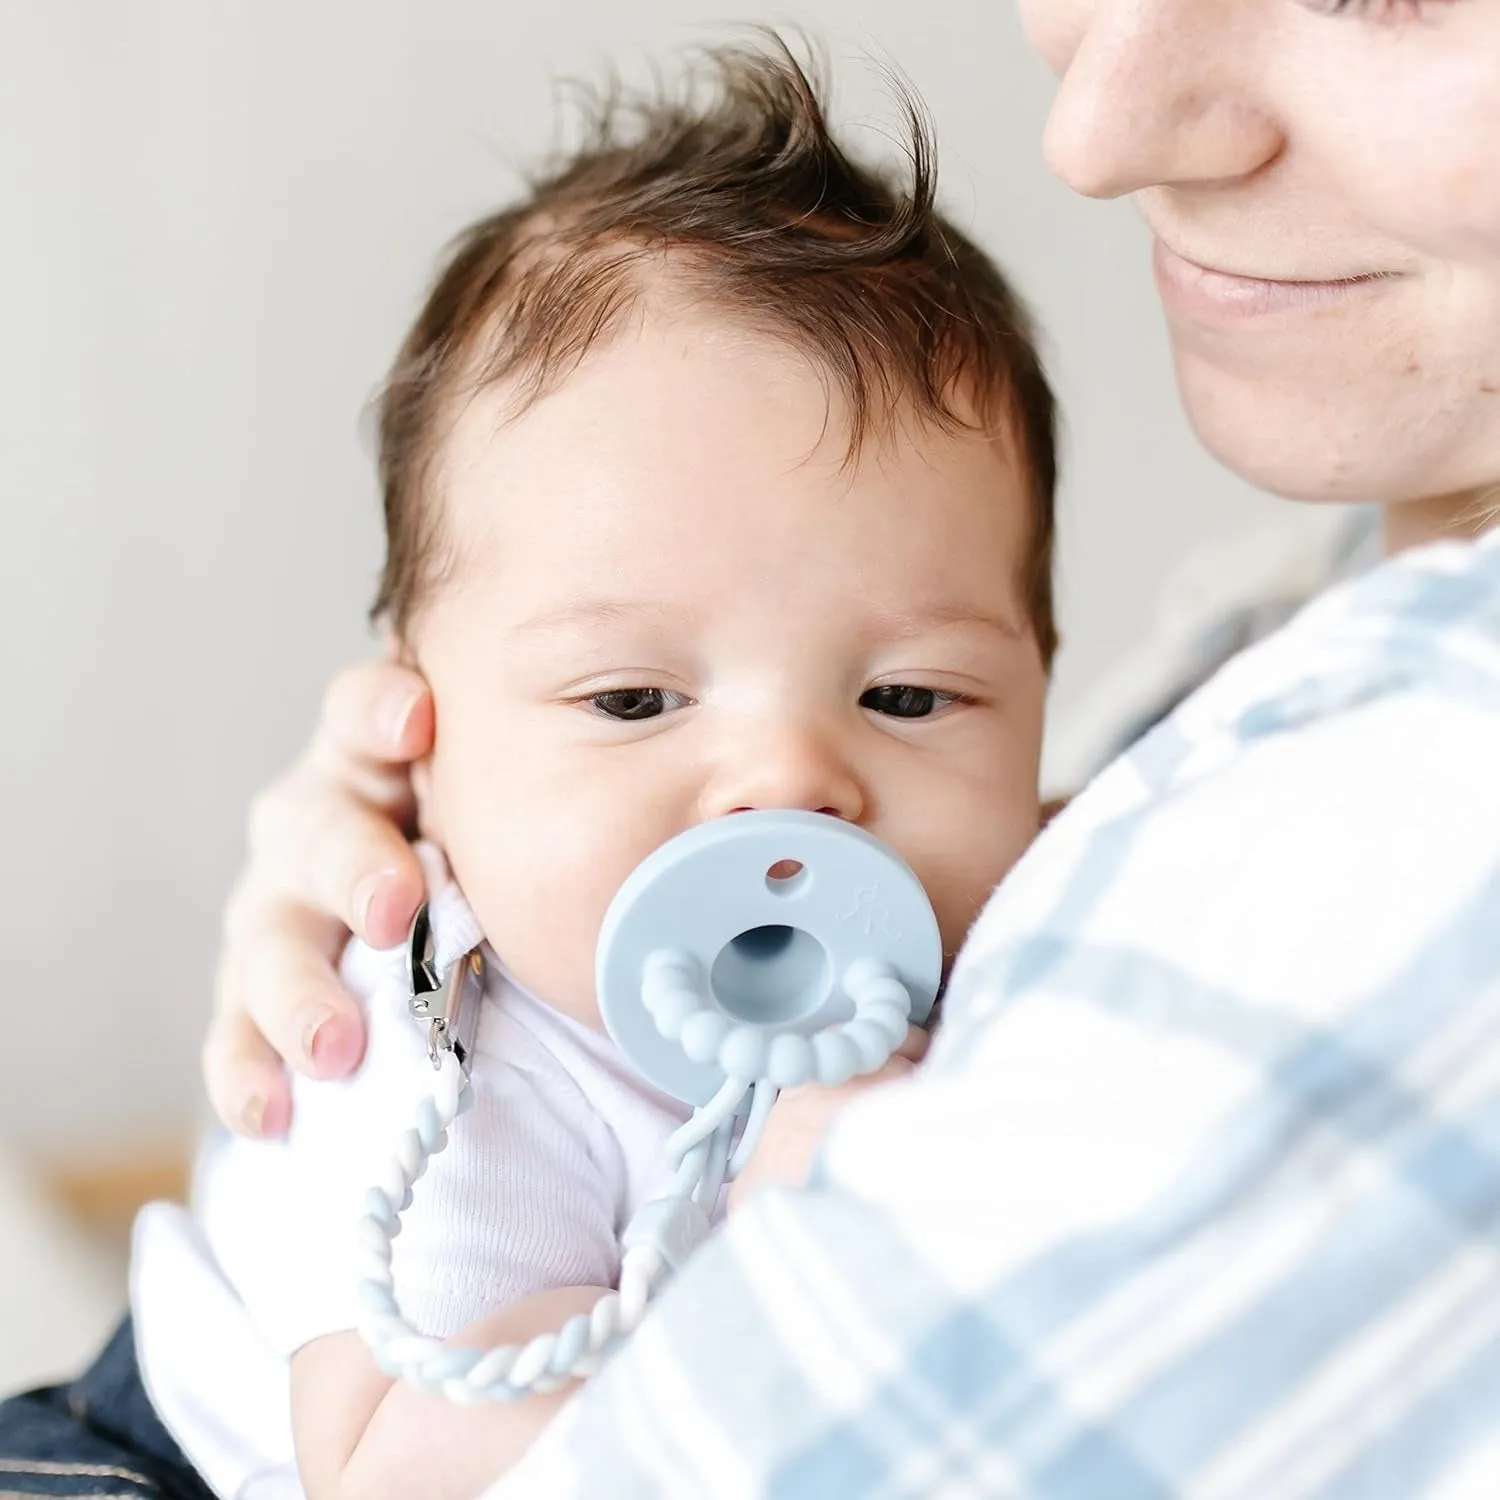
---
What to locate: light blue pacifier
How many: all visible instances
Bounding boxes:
[357,811,942,1402]
[597,809,941,1104]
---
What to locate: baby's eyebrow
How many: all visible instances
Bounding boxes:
[509,597,1026,642]
[870,602,1025,640]
[509,598,668,636]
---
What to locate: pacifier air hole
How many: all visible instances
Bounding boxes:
[765,859,809,896]
[710,922,830,1024]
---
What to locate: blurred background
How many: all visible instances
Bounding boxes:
[0,0,1281,1386]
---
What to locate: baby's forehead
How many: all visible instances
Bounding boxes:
[372,46,1055,658]
[424,319,1032,638]
[438,310,1022,502]
[437,284,1024,483]
[433,225,1025,436]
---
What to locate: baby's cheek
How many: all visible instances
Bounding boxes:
[474,851,616,1030]
[933,814,1039,954]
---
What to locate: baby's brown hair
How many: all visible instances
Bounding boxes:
[373,35,1059,663]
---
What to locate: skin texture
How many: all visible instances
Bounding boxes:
[409,302,1044,1032]
[294,1286,604,1500]
[288,294,1047,1495]
[1021,0,1500,539]
[207,0,1500,1152]
[209,8,1500,1485]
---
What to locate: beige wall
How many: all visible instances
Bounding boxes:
[0,0,1273,1151]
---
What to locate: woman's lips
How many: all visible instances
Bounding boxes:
[1152,237,1397,321]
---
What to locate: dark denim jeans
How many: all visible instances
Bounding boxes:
[0,1318,214,1498]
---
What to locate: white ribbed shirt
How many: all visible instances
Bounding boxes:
[131,855,692,1500]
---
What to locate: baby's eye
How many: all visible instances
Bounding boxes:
[588,688,687,722]
[859,684,956,719]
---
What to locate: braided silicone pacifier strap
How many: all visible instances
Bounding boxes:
[357,811,942,1401]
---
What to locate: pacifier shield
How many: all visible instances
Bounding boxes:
[595,810,941,1104]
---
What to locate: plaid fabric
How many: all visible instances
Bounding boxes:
[493,527,1500,1500]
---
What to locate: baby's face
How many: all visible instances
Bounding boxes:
[409,305,1046,1029]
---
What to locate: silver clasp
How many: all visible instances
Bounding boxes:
[406,902,484,1070]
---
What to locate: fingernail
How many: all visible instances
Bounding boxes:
[302,1008,337,1068]
[378,688,422,749]
[307,1010,360,1074]
[354,869,398,939]
[240,1094,267,1136]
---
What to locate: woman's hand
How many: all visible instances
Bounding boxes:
[728,1023,929,1211]
[204,660,434,1137]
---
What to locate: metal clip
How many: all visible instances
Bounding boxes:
[406,902,484,1070]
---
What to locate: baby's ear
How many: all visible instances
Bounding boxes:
[411,757,441,845]
[391,634,439,838]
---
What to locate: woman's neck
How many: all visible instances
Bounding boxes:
[1382,486,1499,555]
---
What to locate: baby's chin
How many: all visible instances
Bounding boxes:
[531,982,607,1035]
[483,943,608,1031]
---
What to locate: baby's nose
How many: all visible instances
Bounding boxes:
[700,722,865,825]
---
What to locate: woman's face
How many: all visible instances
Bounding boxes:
[1020,0,1500,528]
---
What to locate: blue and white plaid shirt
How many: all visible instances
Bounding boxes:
[494,525,1500,1500]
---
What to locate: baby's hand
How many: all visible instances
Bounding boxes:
[728,1024,929,1210]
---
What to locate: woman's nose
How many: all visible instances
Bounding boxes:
[1041,0,1283,200]
[700,721,866,825]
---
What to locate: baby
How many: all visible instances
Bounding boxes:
[130,39,1057,1500]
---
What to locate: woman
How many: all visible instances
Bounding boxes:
[213,0,1500,1494]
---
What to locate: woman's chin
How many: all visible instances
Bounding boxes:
[1173,356,1444,507]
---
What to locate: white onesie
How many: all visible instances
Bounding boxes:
[129,848,695,1500]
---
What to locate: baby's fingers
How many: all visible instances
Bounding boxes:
[231,897,368,1082]
[245,778,425,950]
[202,1008,292,1139]
[895,1023,929,1065]
[313,658,434,773]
